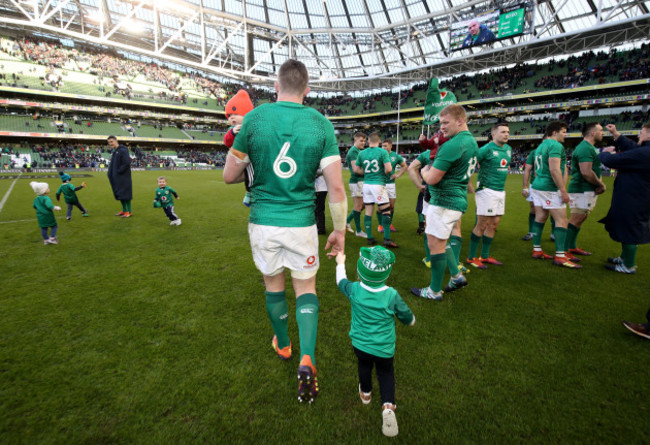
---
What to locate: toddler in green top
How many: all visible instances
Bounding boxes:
[30,181,61,245]
[336,246,415,437]
[153,177,181,226]
[56,171,88,220]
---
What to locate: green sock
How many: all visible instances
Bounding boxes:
[364,215,373,239]
[423,234,430,261]
[376,211,382,228]
[566,223,579,250]
[296,293,319,363]
[353,210,361,232]
[450,235,462,264]
[346,210,354,224]
[480,235,494,258]
[121,200,128,212]
[429,253,447,293]
[382,213,392,240]
[446,243,460,276]
[528,213,535,233]
[532,221,545,247]
[621,244,638,268]
[554,227,567,254]
[418,213,425,223]
[468,232,481,260]
[126,200,131,213]
[266,291,289,349]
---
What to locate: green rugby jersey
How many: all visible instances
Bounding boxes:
[416,149,431,167]
[568,140,601,193]
[56,182,79,204]
[531,139,566,192]
[154,186,178,208]
[431,131,479,212]
[476,142,512,192]
[385,151,404,184]
[33,195,56,228]
[357,146,391,185]
[338,279,414,358]
[525,149,537,182]
[232,101,340,227]
[346,145,363,184]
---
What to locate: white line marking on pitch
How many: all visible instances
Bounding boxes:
[0,173,22,214]
[0,216,65,224]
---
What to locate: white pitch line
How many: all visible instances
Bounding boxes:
[0,173,22,214]
[0,216,66,224]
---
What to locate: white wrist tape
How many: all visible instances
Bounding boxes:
[329,199,348,232]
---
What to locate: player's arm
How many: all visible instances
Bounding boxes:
[322,157,347,259]
[407,159,426,191]
[223,148,248,184]
[549,157,569,202]
[383,161,392,175]
[579,161,606,192]
[392,160,407,180]
[352,159,364,176]
[522,163,532,197]
[421,165,446,186]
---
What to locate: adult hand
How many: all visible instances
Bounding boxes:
[561,191,570,204]
[595,184,606,195]
[601,146,616,153]
[605,124,620,140]
[522,188,529,198]
[325,229,345,259]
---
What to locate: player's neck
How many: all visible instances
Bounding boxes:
[276,93,304,104]
[584,136,596,145]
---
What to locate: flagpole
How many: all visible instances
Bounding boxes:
[396,78,401,155]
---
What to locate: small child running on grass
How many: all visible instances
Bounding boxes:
[153,176,181,226]
[56,171,88,220]
[335,247,415,437]
[31,181,61,245]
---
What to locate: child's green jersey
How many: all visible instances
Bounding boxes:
[338,279,414,358]
[56,183,80,204]
[33,195,56,227]
[232,101,340,227]
[154,186,178,208]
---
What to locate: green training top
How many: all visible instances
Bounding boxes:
[338,279,414,358]
[532,138,566,192]
[568,140,601,193]
[56,182,79,204]
[357,146,391,185]
[154,186,178,208]
[232,101,340,227]
[346,145,363,185]
[431,130,479,212]
[33,195,56,228]
[385,151,405,184]
[476,141,512,192]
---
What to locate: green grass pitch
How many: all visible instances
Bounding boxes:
[0,169,648,443]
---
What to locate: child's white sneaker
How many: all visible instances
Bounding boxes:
[359,384,372,405]
[175,219,181,226]
[382,403,398,437]
[48,237,58,244]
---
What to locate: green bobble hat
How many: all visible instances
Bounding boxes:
[59,171,71,182]
[356,246,396,287]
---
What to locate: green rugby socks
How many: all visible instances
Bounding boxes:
[296,293,319,363]
[266,291,289,349]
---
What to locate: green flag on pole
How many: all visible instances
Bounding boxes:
[423,78,457,125]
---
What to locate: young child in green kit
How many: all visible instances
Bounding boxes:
[31,181,61,244]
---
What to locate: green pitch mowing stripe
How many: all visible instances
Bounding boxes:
[0,171,648,443]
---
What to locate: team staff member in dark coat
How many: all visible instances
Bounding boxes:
[107,135,133,218]
[598,124,650,273]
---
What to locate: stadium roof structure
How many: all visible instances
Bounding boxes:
[0,0,649,92]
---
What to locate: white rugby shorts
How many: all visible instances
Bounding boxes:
[569,191,597,212]
[531,188,566,210]
[425,205,463,239]
[363,183,389,206]
[476,188,506,216]
[349,181,364,198]
[386,183,397,199]
[248,223,319,279]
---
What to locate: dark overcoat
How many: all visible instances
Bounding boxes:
[107,144,133,201]
[598,137,650,244]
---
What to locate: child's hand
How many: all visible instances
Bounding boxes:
[53,206,61,211]
[233,124,242,134]
[81,182,87,187]
[335,252,346,265]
